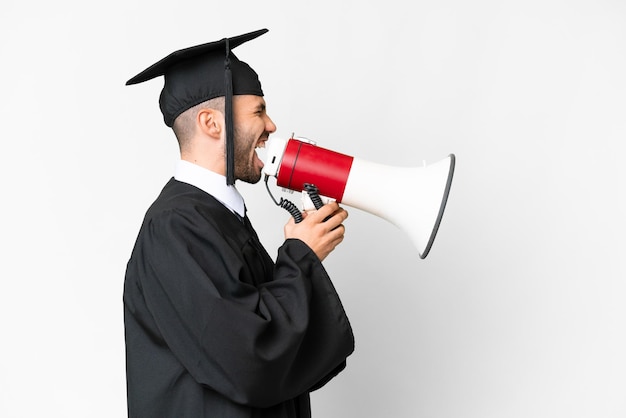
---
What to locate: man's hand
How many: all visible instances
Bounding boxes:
[284,202,348,261]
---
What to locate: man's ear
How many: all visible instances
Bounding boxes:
[197,108,223,139]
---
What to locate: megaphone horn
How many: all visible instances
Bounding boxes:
[262,137,455,259]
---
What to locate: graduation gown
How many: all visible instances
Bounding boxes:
[123,179,354,417]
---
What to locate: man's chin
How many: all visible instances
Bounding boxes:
[236,171,263,184]
[245,177,262,185]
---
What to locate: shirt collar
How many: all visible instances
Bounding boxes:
[174,160,245,217]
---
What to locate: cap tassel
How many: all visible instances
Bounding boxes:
[224,38,235,185]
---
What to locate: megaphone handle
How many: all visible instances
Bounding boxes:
[303,183,324,210]
[303,183,333,223]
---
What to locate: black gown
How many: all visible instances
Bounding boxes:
[123,178,354,417]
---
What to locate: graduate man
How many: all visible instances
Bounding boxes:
[123,29,355,417]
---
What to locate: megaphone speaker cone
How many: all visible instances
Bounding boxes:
[341,154,455,258]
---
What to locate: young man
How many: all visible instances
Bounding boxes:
[123,29,354,417]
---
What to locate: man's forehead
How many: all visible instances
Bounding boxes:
[234,94,267,108]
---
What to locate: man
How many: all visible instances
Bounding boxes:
[123,28,355,417]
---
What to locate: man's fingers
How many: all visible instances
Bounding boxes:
[307,202,348,226]
[326,209,348,231]
[306,202,337,221]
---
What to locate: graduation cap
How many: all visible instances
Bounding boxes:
[126,28,269,185]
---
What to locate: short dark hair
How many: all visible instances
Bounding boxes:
[172,96,225,150]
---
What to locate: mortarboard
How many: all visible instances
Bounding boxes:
[126,28,269,185]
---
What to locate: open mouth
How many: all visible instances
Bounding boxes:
[255,138,268,162]
[254,139,267,168]
[256,137,268,149]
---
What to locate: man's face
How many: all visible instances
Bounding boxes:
[232,95,276,184]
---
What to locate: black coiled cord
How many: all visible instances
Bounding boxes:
[279,199,303,223]
[265,175,304,223]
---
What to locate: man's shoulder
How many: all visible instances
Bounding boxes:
[146,178,223,218]
[139,178,247,238]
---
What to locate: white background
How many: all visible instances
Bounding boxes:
[1,0,625,417]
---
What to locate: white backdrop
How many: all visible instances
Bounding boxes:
[1,1,625,417]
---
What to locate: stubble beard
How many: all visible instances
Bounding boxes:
[232,126,263,184]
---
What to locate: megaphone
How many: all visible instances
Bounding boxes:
[262,136,455,259]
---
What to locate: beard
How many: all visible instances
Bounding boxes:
[232,125,264,184]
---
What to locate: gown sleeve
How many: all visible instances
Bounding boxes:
[124,206,354,408]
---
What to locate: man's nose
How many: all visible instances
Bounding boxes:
[265,115,277,133]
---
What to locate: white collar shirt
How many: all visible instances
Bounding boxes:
[174,160,245,218]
